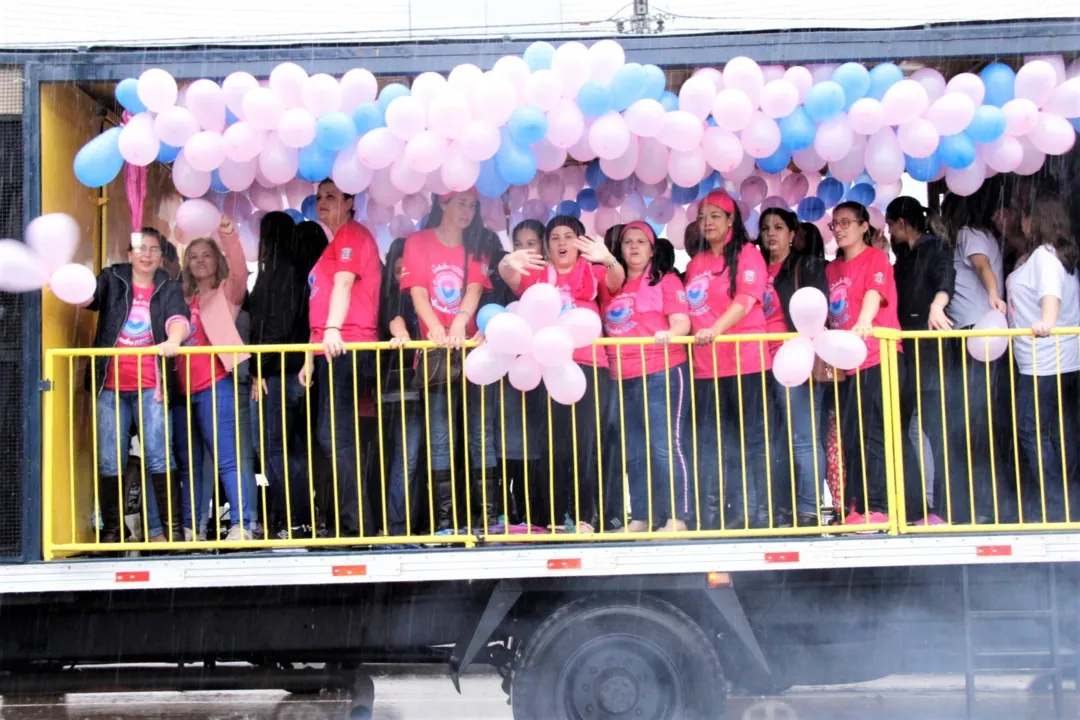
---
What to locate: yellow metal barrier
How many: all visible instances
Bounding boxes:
[42,328,1080,558]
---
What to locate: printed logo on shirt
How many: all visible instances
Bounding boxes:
[685,273,710,316]
[557,285,575,314]
[828,277,852,327]
[117,295,153,348]
[743,269,757,284]
[873,271,884,286]
[762,287,777,318]
[307,271,318,300]
[340,247,353,262]
[603,295,637,335]
[183,306,201,347]
[676,289,687,304]
[431,263,465,315]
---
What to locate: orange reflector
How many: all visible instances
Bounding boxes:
[765,552,800,564]
[547,558,582,570]
[332,565,367,577]
[976,545,1012,557]
[116,571,149,583]
[707,572,732,587]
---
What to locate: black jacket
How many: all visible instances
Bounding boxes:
[893,234,955,331]
[771,252,830,331]
[246,263,311,380]
[83,264,190,401]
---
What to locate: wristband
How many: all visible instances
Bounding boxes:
[604,258,618,270]
[326,326,341,331]
[457,309,474,319]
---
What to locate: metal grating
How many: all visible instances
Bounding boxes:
[0,65,22,558]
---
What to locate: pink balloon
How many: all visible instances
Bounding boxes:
[668,149,706,187]
[369,168,405,207]
[1015,60,1058,107]
[813,329,867,371]
[508,355,544,392]
[881,80,929,126]
[277,107,317,148]
[176,198,222,237]
[534,137,569,173]
[814,114,854,162]
[357,127,404,169]
[330,146,373,194]
[390,156,427,194]
[249,183,284,212]
[183,131,225,173]
[137,68,178,113]
[694,67,724,92]
[1028,112,1077,155]
[595,181,626,209]
[1044,78,1080,118]
[780,172,810,205]
[546,99,586,149]
[945,73,986,106]
[828,135,867,183]
[701,126,744,173]
[911,67,947,103]
[624,99,666,138]
[760,79,799,119]
[1014,137,1046,176]
[242,87,286,132]
[366,201,394,226]
[966,310,1009,363]
[389,214,415,238]
[784,66,813,101]
[589,111,631,160]
[925,93,976,136]
[665,206,689,250]
[440,143,480,191]
[402,192,432,221]
[793,146,826,173]
[537,173,565,207]
[25,213,78,276]
[518,283,563,332]
[425,168,451,196]
[220,192,253,223]
[868,206,886,230]
[542,360,586,405]
[848,98,886,135]
[739,176,767,207]
[864,129,904,184]
[222,72,258,121]
[185,79,226,132]
[49,263,97,305]
[118,113,160,167]
[485,312,535,356]
[659,110,704,152]
[634,136,670,184]
[678,75,717,121]
[789,287,827,336]
[646,195,675,224]
[562,165,586,196]
[740,111,781,159]
[302,73,342,116]
[759,195,786,212]
[1003,99,1039,137]
[587,40,625,84]
[218,157,257,192]
[524,69,563,111]
[897,119,940,158]
[385,96,426,141]
[711,89,753,132]
[772,336,815,388]
[567,119,598,163]
[725,150,757,183]
[172,153,211,198]
[340,68,378,114]
[620,191,646,223]
[559,307,604,349]
[404,131,449,173]
[269,62,308,109]
[808,63,840,85]
[464,344,513,386]
[258,133,299,185]
[983,135,1024,173]
[594,206,621,236]
[222,121,265,163]
[474,72,517,126]
[154,106,199,147]
[723,56,765,108]
[428,88,473,140]
[459,121,501,162]
[945,157,987,197]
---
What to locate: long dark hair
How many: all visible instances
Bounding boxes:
[512,219,547,258]
[942,189,1001,245]
[424,192,486,258]
[604,223,625,257]
[701,191,754,299]
[1027,195,1079,274]
[832,201,873,259]
[292,221,329,278]
[379,236,411,340]
[797,222,825,259]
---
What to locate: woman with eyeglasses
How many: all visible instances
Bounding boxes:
[825,201,902,526]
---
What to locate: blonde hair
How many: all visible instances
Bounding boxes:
[182,237,229,298]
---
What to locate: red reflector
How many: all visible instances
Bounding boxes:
[765,552,800,564]
[332,565,367,577]
[547,558,582,570]
[976,545,1012,557]
[116,571,149,583]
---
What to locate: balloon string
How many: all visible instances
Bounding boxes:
[121,110,148,233]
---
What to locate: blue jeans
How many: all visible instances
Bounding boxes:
[695,374,769,528]
[1016,371,1080,523]
[769,378,825,514]
[172,376,258,530]
[261,374,312,529]
[386,401,425,535]
[608,364,691,526]
[402,380,497,473]
[96,388,171,537]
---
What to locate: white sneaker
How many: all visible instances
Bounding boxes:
[225,525,252,542]
[183,527,194,542]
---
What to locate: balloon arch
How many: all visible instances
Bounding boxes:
[72,41,1080,259]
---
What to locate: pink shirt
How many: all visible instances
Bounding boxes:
[762,261,788,359]
[308,221,382,345]
[105,284,157,391]
[685,243,771,379]
[518,263,609,368]
[602,274,689,380]
[399,229,491,338]
[178,295,228,395]
[825,246,900,371]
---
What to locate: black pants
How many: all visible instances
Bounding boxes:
[839,363,895,515]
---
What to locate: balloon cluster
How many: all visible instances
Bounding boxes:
[771,287,867,387]
[75,48,1079,256]
[0,214,96,303]
[464,283,602,405]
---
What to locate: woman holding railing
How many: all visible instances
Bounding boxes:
[1006,196,1080,524]
[685,190,772,530]
[499,214,624,532]
[759,208,829,527]
[601,222,691,532]
[173,216,257,542]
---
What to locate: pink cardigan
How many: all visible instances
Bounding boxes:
[191,228,251,372]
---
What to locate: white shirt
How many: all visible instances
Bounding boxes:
[1006,245,1080,376]
[950,227,1003,329]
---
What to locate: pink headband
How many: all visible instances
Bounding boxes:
[439,188,479,203]
[620,220,656,245]
[702,190,736,215]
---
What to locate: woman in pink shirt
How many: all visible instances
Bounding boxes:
[499,214,624,531]
[602,222,691,533]
[685,190,772,530]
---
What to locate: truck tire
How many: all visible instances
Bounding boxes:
[511,594,726,720]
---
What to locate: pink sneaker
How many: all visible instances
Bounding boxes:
[867,511,890,524]
[844,511,866,525]
[912,514,947,526]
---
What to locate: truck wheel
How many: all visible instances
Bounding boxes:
[511,594,726,720]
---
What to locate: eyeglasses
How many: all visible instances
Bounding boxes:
[131,246,162,256]
[828,218,860,231]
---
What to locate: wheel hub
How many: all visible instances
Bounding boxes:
[562,639,675,719]
[597,670,638,714]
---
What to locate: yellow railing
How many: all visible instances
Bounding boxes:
[40,329,1080,558]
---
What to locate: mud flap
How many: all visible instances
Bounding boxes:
[448,579,523,692]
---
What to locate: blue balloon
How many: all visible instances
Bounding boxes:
[642,65,667,101]
[556,199,581,218]
[832,63,871,110]
[779,107,817,151]
[285,208,304,224]
[495,129,537,186]
[610,63,647,111]
[377,83,410,113]
[699,170,720,194]
[797,197,826,222]
[298,143,336,182]
[353,102,385,135]
[1071,117,1080,133]
[74,127,124,188]
[577,81,613,117]
[316,111,358,152]
[757,146,792,175]
[585,160,608,189]
[803,81,846,122]
[671,183,698,205]
[476,158,509,198]
[868,63,904,101]
[846,183,876,207]
[659,90,679,113]
[476,303,507,333]
[853,171,875,187]
[301,194,319,221]
[938,132,977,170]
[210,170,228,193]
[980,62,1016,108]
[576,188,599,212]
[157,143,181,163]
[523,41,556,71]
[816,177,845,208]
[115,78,147,114]
[966,105,1007,144]
[508,105,549,146]
[225,108,239,127]
[905,152,942,182]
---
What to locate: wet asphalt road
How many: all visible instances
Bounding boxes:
[0,671,1075,719]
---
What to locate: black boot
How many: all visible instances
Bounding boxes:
[99,475,125,546]
[434,471,454,532]
[150,473,183,541]
[471,469,500,530]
